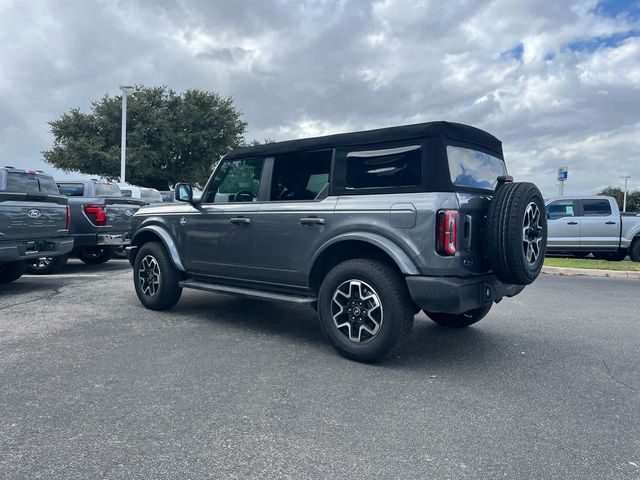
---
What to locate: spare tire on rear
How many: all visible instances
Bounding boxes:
[487,182,547,285]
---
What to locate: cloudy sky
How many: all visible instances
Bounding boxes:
[1,0,639,197]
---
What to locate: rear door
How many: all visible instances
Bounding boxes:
[546,199,580,249]
[0,171,67,243]
[578,198,620,249]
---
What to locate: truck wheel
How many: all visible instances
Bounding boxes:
[133,241,182,310]
[630,239,640,262]
[77,247,114,265]
[487,182,547,285]
[0,261,27,284]
[425,304,492,328]
[318,259,413,363]
[26,255,69,274]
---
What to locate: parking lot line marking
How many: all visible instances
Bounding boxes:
[25,274,101,278]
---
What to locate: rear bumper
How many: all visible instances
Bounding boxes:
[71,232,131,247]
[406,274,525,315]
[0,237,74,263]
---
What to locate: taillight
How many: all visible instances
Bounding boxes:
[66,205,71,229]
[436,210,458,256]
[84,204,107,226]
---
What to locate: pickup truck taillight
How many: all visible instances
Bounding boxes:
[66,205,71,229]
[436,210,458,256]
[84,204,107,226]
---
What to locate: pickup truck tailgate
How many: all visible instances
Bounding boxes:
[105,198,145,231]
[0,193,68,242]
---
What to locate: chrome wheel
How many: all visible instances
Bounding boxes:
[138,255,161,296]
[522,202,543,265]
[331,279,383,343]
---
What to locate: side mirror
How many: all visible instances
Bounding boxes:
[174,182,193,203]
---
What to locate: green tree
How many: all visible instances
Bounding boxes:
[598,186,640,212]
[43,86,247,190]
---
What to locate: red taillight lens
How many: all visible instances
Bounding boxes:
[66,205,71,229]
[84,204,107,226]
[436,210,458,256]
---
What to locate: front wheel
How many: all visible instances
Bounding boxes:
[318,259,414,363]
[630,239,640,262]
[0,261,27,284]
[425,304,492,328]
[26,255,69,275]
[133,242,182,310]
[77,247,115,265]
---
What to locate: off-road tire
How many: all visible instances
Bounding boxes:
[133,241,182,310]
[318,259,414,363]
[77,247,115,265]
[26,254,69,275]
[630,239,640,263]
[425,304,492,328]
[0,261,27,284]
[487,182,547,285]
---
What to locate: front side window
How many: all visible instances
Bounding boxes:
[447,145,506,190]
[270,150,332,201]
[120,189,133,198]
[582,199,612,216]
[141,189,163,203]
[57,183,85,196]
[203,158,264,204]
[94,183,122,197]
[345,145,421,189]
[547,200,575,220]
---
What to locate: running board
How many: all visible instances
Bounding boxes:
[179,280,317,305]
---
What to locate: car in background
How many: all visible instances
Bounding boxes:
[120,185,164,204]
[26,179,145,274]
[0,167,73,283]
[546,195,640,261]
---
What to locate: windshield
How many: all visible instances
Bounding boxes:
[447,145,506,190]
[141,189,163,203]
[94,183,122,197]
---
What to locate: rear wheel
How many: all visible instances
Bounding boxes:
[133,242,182,310]
[425,304,492,328]
[487,182,547,285]
[77,247,114,265]
[318,259,413,363]
[0,261,27,284]
[26,254,69,274]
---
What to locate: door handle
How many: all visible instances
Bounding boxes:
[567,221,578,225]
[230,217,250,225]
[300,217,325,225]
[605,221,616,225]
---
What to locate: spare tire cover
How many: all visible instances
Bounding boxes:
[486,182,547,285]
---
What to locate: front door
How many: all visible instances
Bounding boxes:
[184,157,266,279]
[546,199,580,249]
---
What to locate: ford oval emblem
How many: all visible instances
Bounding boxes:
[27,209,41,218]
[125,209,133,216]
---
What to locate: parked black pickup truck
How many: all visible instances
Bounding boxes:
[0,167,73,283]
[27,179,145,273]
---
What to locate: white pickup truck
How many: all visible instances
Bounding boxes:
[545,195,640,261]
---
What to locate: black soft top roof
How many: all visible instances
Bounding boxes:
[226,121,502,160]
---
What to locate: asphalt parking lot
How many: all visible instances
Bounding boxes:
[1,260,639,479]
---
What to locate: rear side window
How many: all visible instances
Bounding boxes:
[121,189,133,198]
[345,145,421,189]
[547,200,575,220]
[57,183,85,196]
[2,172,58,194]
[447,146,506,190]
[94,183,121,197]
[582,199,612,216]
[270,150,332,201]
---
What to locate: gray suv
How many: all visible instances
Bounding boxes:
[128,122,547,362]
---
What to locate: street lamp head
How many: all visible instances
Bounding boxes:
[119,85,135,93]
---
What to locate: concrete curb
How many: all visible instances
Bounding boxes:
[542,265,640,280]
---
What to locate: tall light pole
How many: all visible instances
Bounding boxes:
[620,175,631,212]
[119,85,134,185]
